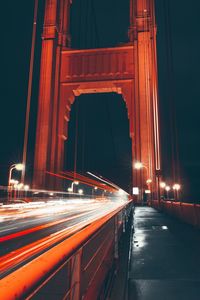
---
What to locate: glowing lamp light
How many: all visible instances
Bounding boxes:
[145,190,151,194]
[68,187,73,192]
[78,189,83,195]
[173,184,181,191]
[74,181,79,185]
[8,163,25,187]
[146,179,152,184]
[15,164,24,171]
[24,185,30,191]
[165,186,171,192]
[160,182,166,188]
[134,162,143,170]
[14,184,18,190]
[94,186,98,190]
[10,179,16,184]
[17,183,24,190]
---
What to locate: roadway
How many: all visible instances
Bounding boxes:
[0,197,127,278]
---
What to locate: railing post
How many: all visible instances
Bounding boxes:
[114,215,119,259]
[69,249,82,300]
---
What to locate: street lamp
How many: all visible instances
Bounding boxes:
[173,184,181,201]
[92,186,98,197]
[8,163,24,187]
[165,186,171,199]
[159,182,166,199]
[134,161,148,203]
[134,161,145,170]
[146,179,152,184]
[24,185,30,198]
[146,179,152,203]
[8,164,24,199]
[160,182,166,188]
[70,181,79,193]
[78,189,83,195]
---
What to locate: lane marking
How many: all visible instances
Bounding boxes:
[0,227,18,233]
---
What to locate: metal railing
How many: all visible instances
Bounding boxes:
[151,200,200,228]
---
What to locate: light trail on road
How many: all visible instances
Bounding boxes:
[0,196,128,278]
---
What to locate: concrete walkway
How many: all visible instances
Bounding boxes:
[128,206,200,300]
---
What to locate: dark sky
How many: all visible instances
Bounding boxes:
[0,1,200,198]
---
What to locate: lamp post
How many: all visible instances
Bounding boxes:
[24,185,30,198]
[134,162,148,203]
[92,186,98,198]
[8,163,24,187]
[78,189,83,196]
[71,181,79,193]
[173,184,181,201]
[165,186,171,199]
[8,164,24,199]
[146,179,152,203]
[159,182,166,200]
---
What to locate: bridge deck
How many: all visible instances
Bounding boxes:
[111,206,200,300]
[129,206,200,300]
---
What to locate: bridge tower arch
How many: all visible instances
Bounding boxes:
[33,0,161,199]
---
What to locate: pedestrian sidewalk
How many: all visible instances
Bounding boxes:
[128,206,200,300]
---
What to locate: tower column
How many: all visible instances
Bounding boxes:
[33,0,59,188]
[33,0,73,189]
[133,0,160,199]
[62,0,72,47]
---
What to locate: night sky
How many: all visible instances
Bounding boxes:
[0,1,200,199]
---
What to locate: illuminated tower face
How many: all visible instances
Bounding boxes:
[33,0,160,200]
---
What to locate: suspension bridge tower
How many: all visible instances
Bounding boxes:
[33,0,161,200]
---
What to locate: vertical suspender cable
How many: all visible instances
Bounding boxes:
[163,0,180,183]
[74,103,79,180]
[91,0,99,48]
[22,0,39,184]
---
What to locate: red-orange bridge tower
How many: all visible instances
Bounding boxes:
[33,0,161,197]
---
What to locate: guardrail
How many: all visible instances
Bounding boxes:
[151,200,200,228]
[0,201,133,300]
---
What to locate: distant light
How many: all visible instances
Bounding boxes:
[15,164,24,171]
[74,181,79,185]
[17,183,24,190]
[134,162,143,170]
[145,190,151,194]
[133,187,139,195]
[173,184,181,191]
[146,179,152,184]
[78,189,83,195]
[49,192,54,196]
[160,182,166,188]
[24,185,30,191]
[162,226,168,230]
[94,186,98,190]
[68,187,73,192]
[10,179,16,184]
[165,186,171,192]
